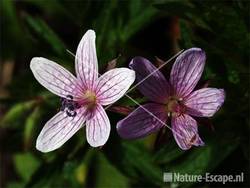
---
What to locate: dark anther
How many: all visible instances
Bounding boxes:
[66,95,73,100]
[60,95,80,117]
[66,109,77,117]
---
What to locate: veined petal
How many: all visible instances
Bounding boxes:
[185,88,225,117]
[96,68,135,106]
[30,57,83,99]
[117,103,167,139]
[172,114,204,150]
[86,104,110,147]
[129,57,170,103]
[36,107,86,152]
[170,48,206,98]
[75,30,98,90]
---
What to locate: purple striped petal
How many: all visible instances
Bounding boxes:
[30,57,83,99]
[36,107,86,152]
[117,103,167,139]
[86,104,110,147]
[172,114,204,150]
[75,30,98,90]
[96,68,135,106]
[129,57,170,103]
[185,88,225,117]
[170,48,206,98]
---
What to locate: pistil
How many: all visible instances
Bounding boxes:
[82,90,97,110]
[165,96,186,117]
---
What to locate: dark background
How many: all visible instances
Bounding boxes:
[0,0,249,188]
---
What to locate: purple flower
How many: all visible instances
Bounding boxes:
[117,48,225,150]
[30,30,135,152]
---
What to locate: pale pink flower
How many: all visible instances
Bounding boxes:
[30,30,135,152]
[117,48,225,150]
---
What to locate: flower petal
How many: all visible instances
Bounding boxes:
[36,108,86,152]
[185,88,225,117]
[172,114,204,150]
[75,30,98,90]
[96,68,135,106]
[30,57,83,99]
[170,48,206,98]
[129,57,170,103]
[86,104,110,147]
[117,103,167,139]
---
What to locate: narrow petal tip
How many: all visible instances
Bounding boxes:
[36,137,50,153]
[30,57,42,70]
[129,56,146,68]
[85,29,96,38]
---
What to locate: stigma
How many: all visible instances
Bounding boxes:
[165,96,186,117]
[82,90,97,110]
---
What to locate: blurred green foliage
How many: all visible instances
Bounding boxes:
[1,0,249,188]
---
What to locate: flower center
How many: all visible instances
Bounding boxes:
[165,96,186,117]
[83,90,97,110]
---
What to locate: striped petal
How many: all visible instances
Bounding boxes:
[129,57,170,103]
[185,88,225,117]
[172,114,204,150]
[30,57,83,100]
[170,48,206,98]
[36,107,86,152]
[117,103,167,139]
[75,30,98,90]
[86,104,110,147]
[96,68,135,106]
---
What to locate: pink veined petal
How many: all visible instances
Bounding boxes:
[170,48,206,98]
[185,88,225,117]
[30,57,83,100]
[117,103,167,139]
[86,104,110,147]
[95,68,135,106]
[36,107,86,152]
[129,57,170,103]
[75,30,98,90]
[172,114,204,150]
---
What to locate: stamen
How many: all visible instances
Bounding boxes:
[60,95,80,117]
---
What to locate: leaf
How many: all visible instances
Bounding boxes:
[25,15,66,56]
[165,133,239,187]
[24,107,43,149]
[0,0,25,58]
[154,140,185,164]
[94,152,129,188]
[14,153,40,182]
[121,5,157,41]
[104,141,164,186]
[154,1,212,31]
[1,100,37,128]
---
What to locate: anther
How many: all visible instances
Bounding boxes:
[60,95,80,117]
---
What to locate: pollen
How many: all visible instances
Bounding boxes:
[165,96,186,117]
[83,90,97,109]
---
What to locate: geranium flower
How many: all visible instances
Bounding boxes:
[117,48,225,150]
[30,30,135,152]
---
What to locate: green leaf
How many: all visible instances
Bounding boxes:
[95,152,129,188]
[165,134,239,187]
[154,140,185,164]
[104,141,164,186]
[1,0,25,58]
[25,16,66,56]
[1,100,37,128]
[14,153,40,182]
[24,107,43,148]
